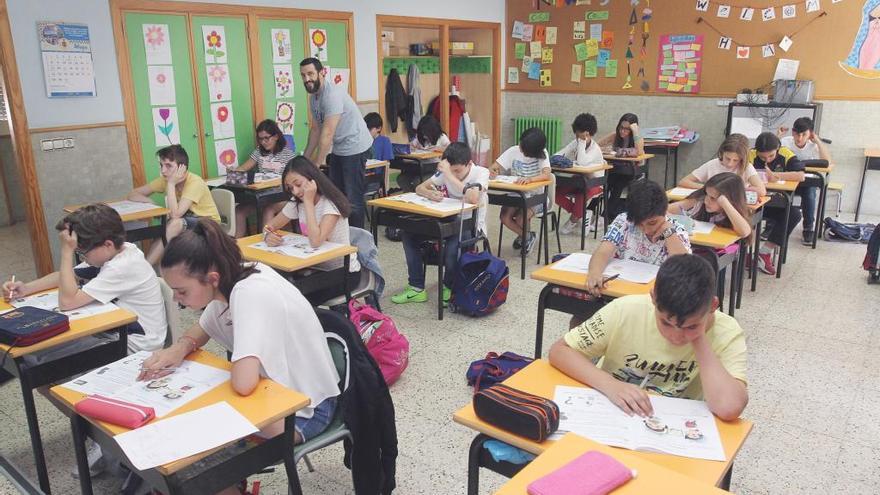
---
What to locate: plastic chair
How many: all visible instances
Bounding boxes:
[158,278,182,348]
[536,174,561,264]
[318,269,381,312]
[210,188,237,236]
[827,181,844,217]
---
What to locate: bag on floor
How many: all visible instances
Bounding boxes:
[863,224,880,271]
[348,299,409,385]
[824,217,874,243]
[466,351,534,392]
[448,250,509,317]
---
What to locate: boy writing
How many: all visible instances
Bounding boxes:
[549,254,748,421]
[391,142,489,305]
[128,145,220,265]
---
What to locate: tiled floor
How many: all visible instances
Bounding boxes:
[0,210,878,494]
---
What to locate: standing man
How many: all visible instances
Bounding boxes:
[300,57,373,229]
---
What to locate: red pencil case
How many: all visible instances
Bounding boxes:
[74,395,155,429]
[527,450,634,495]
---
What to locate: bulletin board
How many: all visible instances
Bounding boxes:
[505,0,880,99]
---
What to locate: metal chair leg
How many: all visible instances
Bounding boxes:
[303,454,315,473]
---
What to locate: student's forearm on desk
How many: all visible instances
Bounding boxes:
[747,175,767,196]
[17,272,60,298]
[127,187,154,203]
[678,175,703,189]
[780,171,805,182]
[692,336,748,420]
[664,234,689,255]
[549,340,616,391]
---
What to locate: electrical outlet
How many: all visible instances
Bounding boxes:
[716,99,734,106]
[40,139,54,151]
[52,139,64,149]
[63,138,75,148]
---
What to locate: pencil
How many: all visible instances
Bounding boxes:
[639,373,651,389]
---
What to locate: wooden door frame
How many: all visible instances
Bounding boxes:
[0,0,53,275]
[109,0,356,186]
[376,15,501,162]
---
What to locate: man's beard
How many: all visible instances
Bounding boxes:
[305,79,321,94]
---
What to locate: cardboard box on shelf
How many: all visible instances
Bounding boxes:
[450,41,475,56]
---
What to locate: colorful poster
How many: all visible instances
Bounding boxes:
[586,11,610,20]
[507,67,520,84]
[143,24,172,65]
[534,25,546,43]
[522,55,533,72]
[529,12,550,23]
[206,64,231,102]
[571,63,582,83]
[656,34,703,94]
[574,42,589,61]
[530,41,543,57]
[214,138,238,172]
[271,28,292,63]
[202,25,227,64]
[585,59,598,78]
[573,21,586,40]
[546,27,558,45]
[147,65,175,106]
[590,23,603,40]
[542,47,554,64]
[512,21,525,40]
[275,101,295,135]
[586,39,599,58]
[528,61,541,80]
[839,0,880,78]
[601,31,614,49]
[598,49,611,68]
[153,107,180,146]
[522,24,534,41]
[274,64,293,98]
[37,22,96,98]
[309,28,328,62]
[605,59,618,78]
[539,69,552,87]
[210,102,235,140]
[515,42,526,59]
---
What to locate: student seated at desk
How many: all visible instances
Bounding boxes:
[678,133,767,196]
[128,145,220,265]
[749,132,805,276]
[365,112,394,161]
[490,127,552,254]
[778,117,832,245]
[554,113,606,235]
[140,219,340,458]
[668,172,752,238]
[397,115,450,192]
[226,119,296,238]
[549,254,748,421]
[597,113,644,219]
[391,143,489,305]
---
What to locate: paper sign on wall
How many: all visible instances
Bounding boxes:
[512,21,525,39]
[153,107,180,146]
[546,27,558,45]
[605,59,618,78]
[147,65,175,106]
[657,34,703,94]
[515,42,526,59]
[309,28,328,62]
[539,69,552,87]
[275,101,295,135]
[590,23,602,40]
[206,64,231,102]
[328,68,350,92]
[143,24,172,65]
[202,25,227,64]
[573,21,586,40]
[584,60,598,78]
[210,102,236,140]
[214,138,239,171]
[271,28,292,63]
[274,65,293,98]
[38,22,96,98]
[507,67,520,84]
[528,61,541,80]
[542,47,554,64]
[571,63,582,83]
[522,24,534,42]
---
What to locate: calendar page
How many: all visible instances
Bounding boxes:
[37,22,96,97]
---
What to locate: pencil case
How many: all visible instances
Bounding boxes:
[526,450,634,495]
[75,395,155,429]
[473,384,559,442]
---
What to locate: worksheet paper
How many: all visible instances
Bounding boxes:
[550,386,726,461]
[551,253,659,284]
[385,192,464,213]
[490,175,521,184]
[114,402,257,471]
[249,235,344,259]
[11,291,118,321]
[692,220,716,235]
[669,187,697,198]
[106,200,161,215]
[62,351,230,417]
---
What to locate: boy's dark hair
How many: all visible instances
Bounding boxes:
[654,254,716,325]
[364,112,383,131]
[625,179,667,224]
[792,117,814,133]
[519,127,547,159]
[156,145,189,168]
[256,119,286,155]
[754,132,781,152]
[571,113,598,136]
[442,142,471,166]
[56,203,126,251]
[416,115,444,146]
[299,57,323,72]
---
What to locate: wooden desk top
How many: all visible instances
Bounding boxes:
[764,180,799,193]
[0,292,137,358]
[489,179,551,192]
[690,225,743,250]
[496,433,728,495]
[64,202,170,223]
[396,150,443,160]
[237,232,357,273]
[666,189,771,211]
[50,350,309,476]
[206,177,282,191]
[749,195,771,211]
[365,159,390,169]
[603,153,656,162]
[453,360,753,487]
[530,260,654,297]
[367,195,477,218]
[552,163,613,175]
[865,149,880,158]
[643,140,682,149]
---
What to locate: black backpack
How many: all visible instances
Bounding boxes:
[824,217,864,242]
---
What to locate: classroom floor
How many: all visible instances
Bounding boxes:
[1,209,878,494]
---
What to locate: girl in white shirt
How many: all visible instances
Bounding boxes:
[679,133,767,196]
[140,219,340,460]
[554,113,606,234]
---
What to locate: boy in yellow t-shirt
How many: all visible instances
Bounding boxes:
[549,254,748,421]
[128,144,220,265]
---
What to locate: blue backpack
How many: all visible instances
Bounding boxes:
[448,250,509,317]
[466,352,534,391]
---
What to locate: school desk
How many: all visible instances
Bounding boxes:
[489,179,551,279]
[207,177,289,231]
[0,295,135,493]
[63,202,170,244]
[368,195,478,320]
[495,433,729,495]
[237,232,357,303]
[602,152,656,181]
[688,225,745,318]
[529,260,655,359]
[855,149,880,222]
[50,350,310,495]
[764,180,800,279]
[643,140,682,189]
[391,149,443,185]
[365,159,391,195]
[552,164,613,251]
[804,161,835,248]
[452,360,753,494]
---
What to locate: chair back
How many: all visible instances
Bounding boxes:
[210,188,237,236]
[158,277,182,348]
[315,308,354,393]
[545,172,557,211]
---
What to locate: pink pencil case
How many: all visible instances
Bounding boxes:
[527,450,634,495]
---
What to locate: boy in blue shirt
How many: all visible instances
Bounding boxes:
[365,112,394,161]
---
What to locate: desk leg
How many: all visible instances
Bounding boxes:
[282,416,304,495]
[777,193,791,279]
[720,464,733,491]
[519,192,528,280]
[856,157,869,222]
[736,239,746,309]
[579,177,588,251]
[371,208,380,243]
[663,148,670,188]
[160,215,168,246]
[535,285,552,359]
[438,237,446,321]
[728,259,736,317]
[467,434,489,495]
[17,368,51,493]
[71,415,94,495]
[814,173,827,249]
[751,224,761,292]
[542,188,549,266]
[343,255,352,302]
[673,147,679,189]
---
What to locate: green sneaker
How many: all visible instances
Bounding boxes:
[391,286,428,304]
[442,286,452,304]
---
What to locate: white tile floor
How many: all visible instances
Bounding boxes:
[0,210,878,494]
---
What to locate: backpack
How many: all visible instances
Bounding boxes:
[448,249,509,317]
[863,224,880,274]
[348,299,409,385]
[824,217,867,243]
[549,154,573,169]
[466,352,534,392]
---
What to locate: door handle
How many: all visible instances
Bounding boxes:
[205,132,213,137]
[192,134,198,138]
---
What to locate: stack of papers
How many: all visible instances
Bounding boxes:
[249,234,343,259]
[692,220,715,235]
[385,192,464,212]
[11,291,118,321]
[106,200,159,215]
[490,175,521,184]
[669,187,697,198]
[551,253,659,284]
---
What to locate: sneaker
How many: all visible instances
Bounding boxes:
[756,252,777,276]
[442,286,452,305]
[801,230,815,245]
[583,210,594,230]
[524,232,537,254]
[512,236,522,250]
[760,226,771,241]
[71,439,105,479]
[559,218,579,235]
[391,286,428,304]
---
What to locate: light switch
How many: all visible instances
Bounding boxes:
[40,139,54,151]
[52,139,64,149]
[63,138,74,148]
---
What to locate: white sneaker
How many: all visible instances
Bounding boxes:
[583,210,594,231]
[559,218,578,235]
[71,439,105,479]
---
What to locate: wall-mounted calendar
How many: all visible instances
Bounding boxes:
[37,21,97,97]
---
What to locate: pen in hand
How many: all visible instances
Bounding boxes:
[6,275,15,300]
[602,273,620,284]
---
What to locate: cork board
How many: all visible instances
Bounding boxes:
[505,0,880,99]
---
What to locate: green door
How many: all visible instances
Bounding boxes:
[191,16,256,178]
[257,18,308,153]
[124,12,202,184]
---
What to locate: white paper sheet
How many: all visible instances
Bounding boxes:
[385,192,464,213]
[107,200,160,215]
[114,402,257,471]
[206,64,232,103]
[773,58,799,81]
[692,220,716,235]
[366,159,386,166]
[249,234,344,259]
[729,117,763,139]
[147,65,176,106]
[253,172,280,183]
[328,68,350,92]
[11,291,118,321]
[669,187,697,198]
[551,386,726,461]
[552,253,659,284]
[143,24,172,65]
[205,177,226,188]
[210,102,236,140]
[490,175,521,184]
[270,28,292,63]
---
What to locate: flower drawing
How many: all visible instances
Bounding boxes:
[208,65,227,83]
[276,69,292,97]
[145,25,165,48]
[216,105,229,123]
[218,148,237,167]
[205,29,225,61]
[156,108,174,145]
[311,29,326,48]
[155,72,167,84]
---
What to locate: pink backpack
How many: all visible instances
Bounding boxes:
[348,300,409,385]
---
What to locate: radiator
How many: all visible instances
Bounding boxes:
[513,117,562,155]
